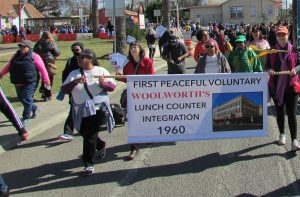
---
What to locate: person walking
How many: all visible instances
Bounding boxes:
[195,39,231,74]
[58,42,84,141]
[61,48,116,176]
[161,35,189,74]
[115,41,155,160]
[228,35,263,73]
[193,30,210,62]
[34,31,61,102]
[246,27,270,70]
[266,26,300,151]
[0,86,29,143]
[145,26,156,59]
[0,40,50,125]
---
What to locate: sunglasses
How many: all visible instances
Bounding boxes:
[276,33,287,37]
[205,45,214,48]
[72,48,81,52]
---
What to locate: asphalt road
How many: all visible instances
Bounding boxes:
[1,58,300,196]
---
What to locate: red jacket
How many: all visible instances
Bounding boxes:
[117,57,154,83]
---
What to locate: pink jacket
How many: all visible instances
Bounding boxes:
[0,52,49,83]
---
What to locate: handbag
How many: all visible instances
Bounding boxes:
[119,61,141,108]
[46,62,57,75]
[293,80,300,93]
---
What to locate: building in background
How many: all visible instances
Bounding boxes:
[0,0,44,30]
[190,0,282,25]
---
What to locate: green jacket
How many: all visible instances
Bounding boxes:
[228,48,262,73]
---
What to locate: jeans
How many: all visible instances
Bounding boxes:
[15,82,37,119]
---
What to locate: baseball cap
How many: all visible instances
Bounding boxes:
[79,48,96,59]
[18,40,33,49]
[276,26,289,34]
[235,35,246,43]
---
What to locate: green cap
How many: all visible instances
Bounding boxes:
[235,35,246,43]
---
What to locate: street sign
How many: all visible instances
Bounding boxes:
[154,9,161,17]
[139,14,145,29]
[104,0,125,17]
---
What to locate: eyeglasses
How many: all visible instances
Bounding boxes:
[72,48,80,52]
[276,33,287,37]
[205,45,214,48]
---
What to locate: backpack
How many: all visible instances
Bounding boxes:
[110,103,125,125]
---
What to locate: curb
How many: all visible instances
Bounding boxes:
[0,55,168,155]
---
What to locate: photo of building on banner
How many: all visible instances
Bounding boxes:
[126,73,268,143]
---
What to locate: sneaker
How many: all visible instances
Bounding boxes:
[279,134,286,145]
[59,134,74,141]
[83,166,94,176]
[97,143,106,159]
[128,149,139,160]
[291,140,300,151]
[31,107,41,119]
[21,118,31,126]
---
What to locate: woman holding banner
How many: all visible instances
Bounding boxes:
[116,41,155,160]
[267,26,300,151]
[194,39,231,74]
[61,48,116,176]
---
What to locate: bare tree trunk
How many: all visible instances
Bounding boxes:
[91,0,99,38]
[130,0,135,11]
[162,0,170,30]
[115,16,127,55]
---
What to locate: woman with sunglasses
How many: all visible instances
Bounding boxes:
[267,26,300,151]
[195,39,230,74]
[58,42,84,141]
[61,48,116,176]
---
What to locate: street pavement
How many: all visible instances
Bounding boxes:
[1,46,300,196]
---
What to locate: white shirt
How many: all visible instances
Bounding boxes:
[63,66,116,104]
[205,54,219,73]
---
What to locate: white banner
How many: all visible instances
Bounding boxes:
[127,73,268,143]
[76,33,93,40]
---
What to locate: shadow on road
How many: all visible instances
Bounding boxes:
[4,140,299,195]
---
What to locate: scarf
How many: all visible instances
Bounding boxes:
[275,42,293,106]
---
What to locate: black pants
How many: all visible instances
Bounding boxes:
[148,47,156,59]
[272,89,298,140]
[79,110,105,167]
[63,104,74,135]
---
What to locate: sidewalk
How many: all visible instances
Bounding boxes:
[0,46,167,155]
